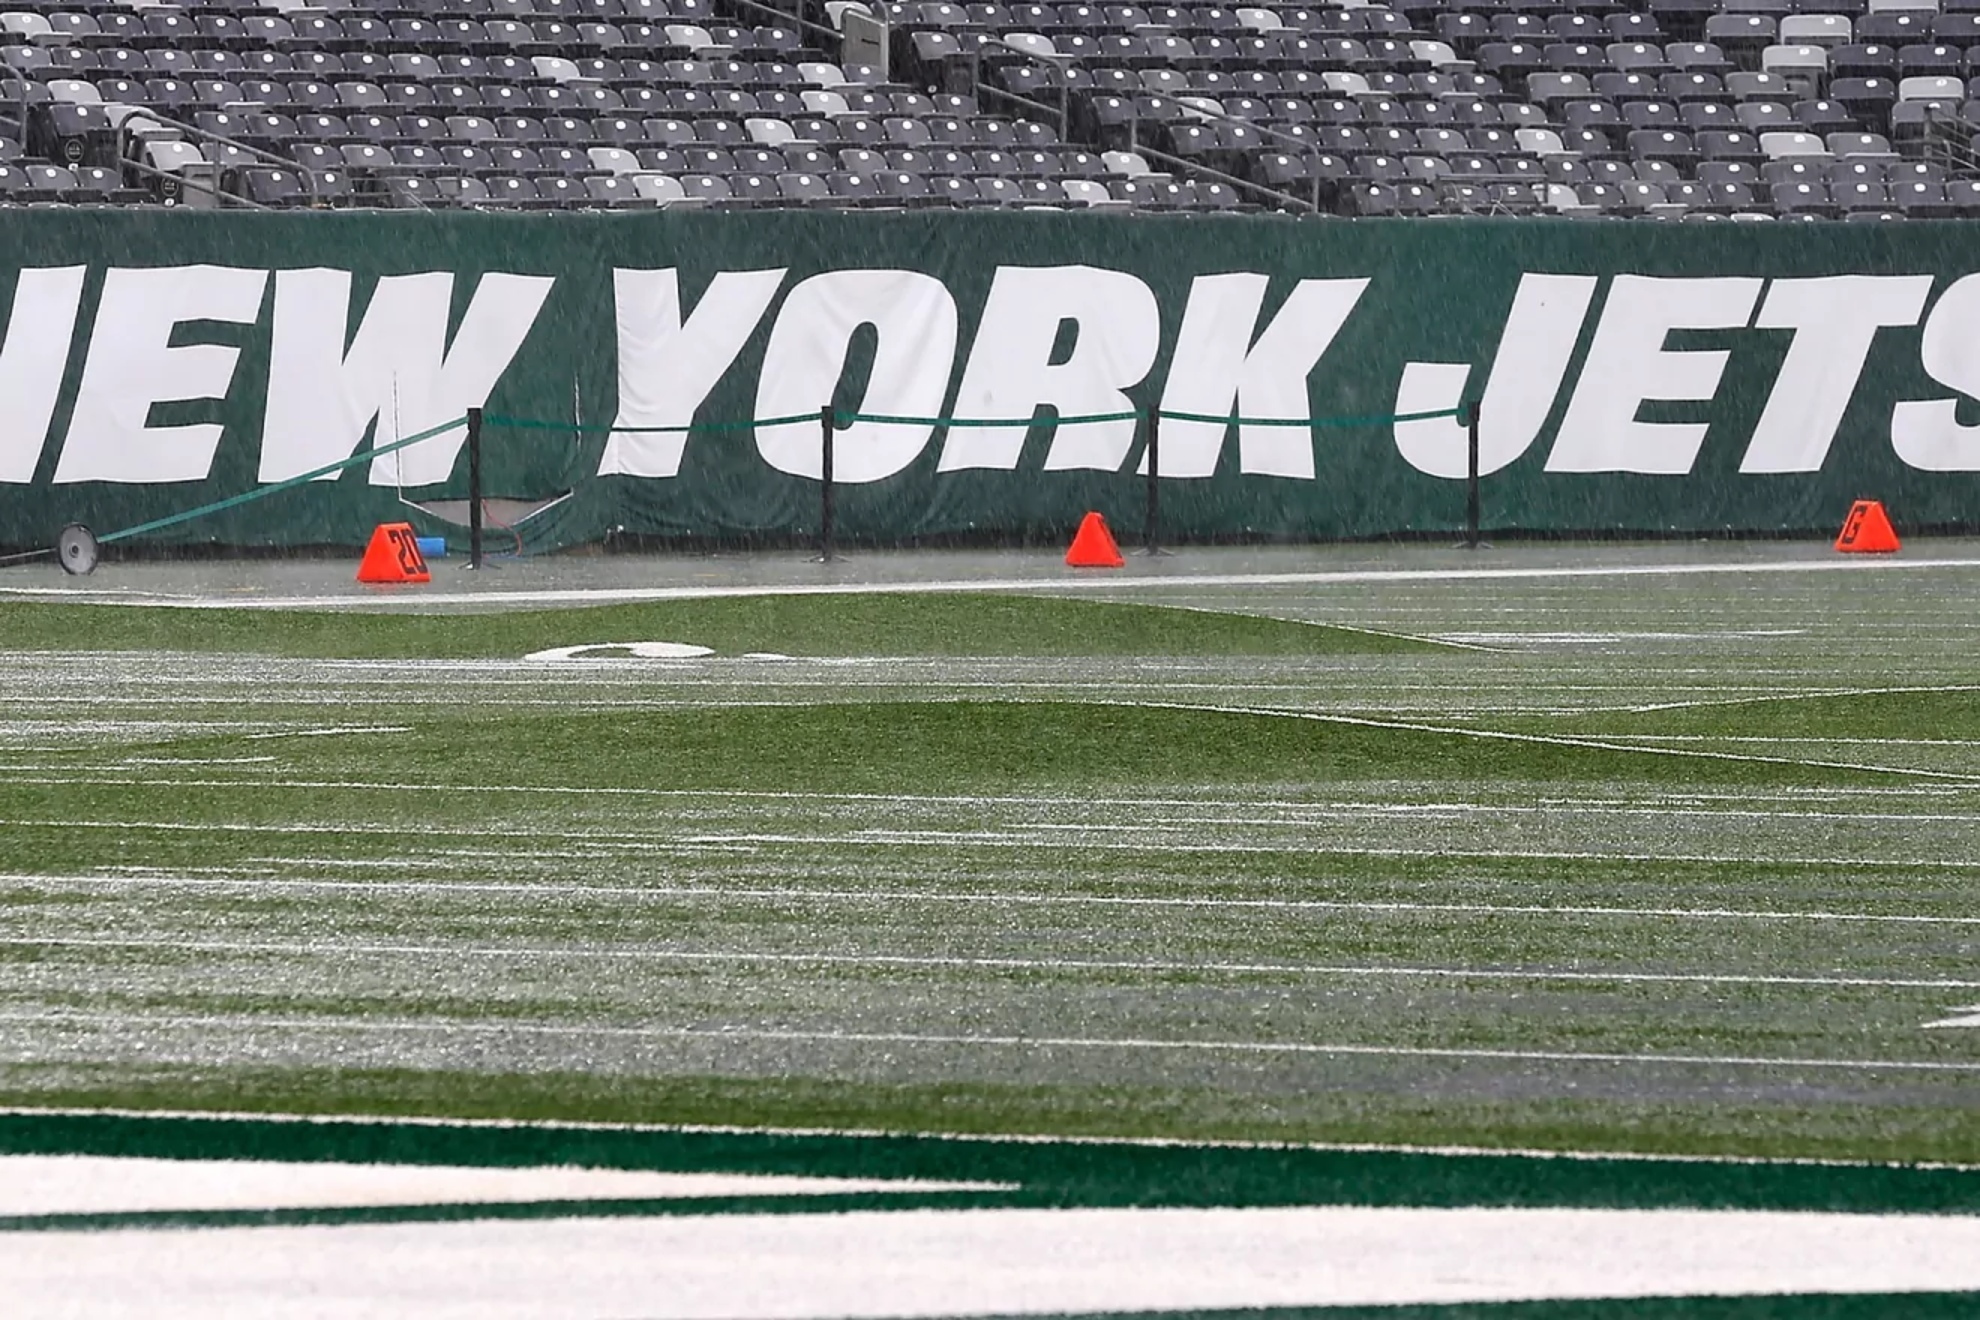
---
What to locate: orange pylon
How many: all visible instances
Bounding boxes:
[1065,512,1125,568]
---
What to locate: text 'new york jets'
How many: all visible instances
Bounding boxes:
[3,264,1978,487]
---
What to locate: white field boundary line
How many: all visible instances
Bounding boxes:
[1594,683,1980,716]
[241,726,413,740]
[1624,736,1980,747]
[6,1010,1977,1075]
[8,1106,1975,1172]
[1436,630,1808,643]
[14,555,1980,611]
[1122,700,1980,784]
[15,872,1980,927]
[13,935,1978,992]
[1146,602,1509,654]
[15,823,1980,871]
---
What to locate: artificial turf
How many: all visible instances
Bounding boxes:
[1,582,1976,1169]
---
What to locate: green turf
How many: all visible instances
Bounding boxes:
[3,575,1979,1170]
[0,592,1441,658]
[8,1065,1980,1166]
[2,699,1882,798]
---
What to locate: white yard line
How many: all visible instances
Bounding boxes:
[4,1011,1975,1073]
[11,872,1979,926]
[10,935,1975,991]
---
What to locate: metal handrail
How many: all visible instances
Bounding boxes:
[1919,102,1980,176]
[0,53,29,151]
[1127,101,1329,213]
[119,152,271,209]
[975,78,1068,139]
[116,105,323,207]
[725,0,848,51]
[1127,136,1316,212]
[1153,92,1346,212]
[965,41,1072,139]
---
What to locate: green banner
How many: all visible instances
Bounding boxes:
[2,210,1976,553]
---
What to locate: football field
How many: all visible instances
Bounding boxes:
[3,542,1980,1315]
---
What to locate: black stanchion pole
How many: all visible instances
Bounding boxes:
[818,404,836,562]
[1463,398,1481,552]
[467,406,484,570]
[1143,409,1160,555]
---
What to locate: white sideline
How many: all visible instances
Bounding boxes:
[7,1206,1980,1317]
[11,553,1980,611]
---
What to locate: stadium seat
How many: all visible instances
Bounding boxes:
[0,0,1954,218]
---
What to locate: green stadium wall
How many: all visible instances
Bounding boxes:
[4,210,1979,552]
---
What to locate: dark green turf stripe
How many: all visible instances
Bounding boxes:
[4,700,1884,794]
[0,1189,1024,1233]
[1019,1298,1980,1319]
[0,593,1444,659]
[6,1113,1980,1217]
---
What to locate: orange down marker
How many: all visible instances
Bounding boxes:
[356,522,432,583]
[1834,500,1900,554]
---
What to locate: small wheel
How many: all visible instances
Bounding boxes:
[57,523,99,576]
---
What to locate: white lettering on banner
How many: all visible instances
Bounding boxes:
[1741,276,1933,474]
[260,270,553,486]
[1546,275,1763,474]
[377,273,552,486]
[0,266,85,485]
[1154,274,1369,480]
[754,269,958,483]
[1393,274,1598,480]
[600,267,785,479]
[1892,274,1980,471]
[54,265,269,485]
[938,265,1159,472]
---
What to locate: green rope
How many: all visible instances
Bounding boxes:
[98,415,469,546]
[840,409,1143,427]
[1158,406,1466,427]
[481,413,819,434]
[484,403,1471,436]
